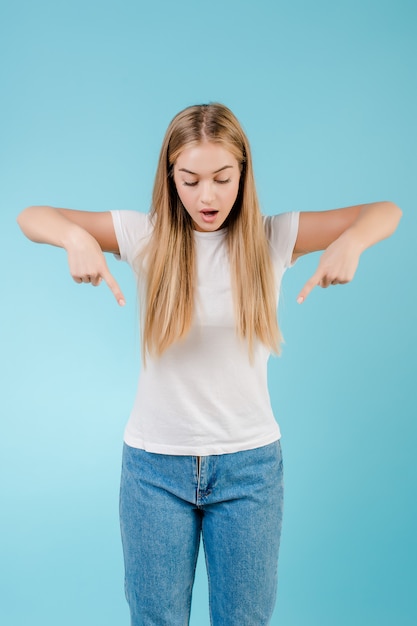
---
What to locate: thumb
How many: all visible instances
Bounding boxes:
[101,268,126,306]
[297,272,320,304]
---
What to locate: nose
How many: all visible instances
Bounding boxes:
[200,180,215,205]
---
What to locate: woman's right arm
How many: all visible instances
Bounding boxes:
[17,206,125,305]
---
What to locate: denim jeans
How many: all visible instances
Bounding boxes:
[120,440,284,626]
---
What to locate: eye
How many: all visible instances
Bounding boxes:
[183,181,198,187]
[215,178,231,184]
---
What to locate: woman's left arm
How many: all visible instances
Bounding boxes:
[294,201,402,303]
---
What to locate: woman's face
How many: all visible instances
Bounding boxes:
[173,142,241,232]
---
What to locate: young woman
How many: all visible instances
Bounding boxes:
[17,103,401,626]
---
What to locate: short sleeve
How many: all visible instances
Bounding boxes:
[110,210,153,267]
[263,212,300,269]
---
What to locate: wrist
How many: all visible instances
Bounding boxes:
[339,226,366,255]
[62,223,93,251]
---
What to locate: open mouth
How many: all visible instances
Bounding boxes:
[200,209,219,224]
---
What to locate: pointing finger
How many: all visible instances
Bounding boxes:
[297,273,320,304]
[101,268,126,306]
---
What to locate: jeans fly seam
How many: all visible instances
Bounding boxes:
[196,456,201,506]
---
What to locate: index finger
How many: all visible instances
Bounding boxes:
[297,273,319,304]
[101,268,126,306]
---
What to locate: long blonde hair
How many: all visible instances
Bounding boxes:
[139,103,281,360]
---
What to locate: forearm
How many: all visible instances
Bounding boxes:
[296,201,402,303]
[343,201,402,253]
[17,206,89,250]
[17,205,125,304]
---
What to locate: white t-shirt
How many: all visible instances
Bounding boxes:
[111,210,299,456]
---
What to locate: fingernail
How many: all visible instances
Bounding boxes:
[297,296,304,304]
[119,298,126,306]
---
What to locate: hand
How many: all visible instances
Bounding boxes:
[66,230,126,306]
[296,231,362,304]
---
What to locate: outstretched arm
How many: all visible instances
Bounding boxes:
[17,206,125,306]
[294,201,402,304]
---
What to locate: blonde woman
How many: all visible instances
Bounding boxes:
[17,103,401,626]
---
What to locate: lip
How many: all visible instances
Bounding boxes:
[199,209,219,224]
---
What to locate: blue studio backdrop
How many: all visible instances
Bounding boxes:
[1,1,416,625]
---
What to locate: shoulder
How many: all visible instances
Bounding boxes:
[111,210,153,234]
[263,212,299,239]
[110,210,154,264]
[263,212,300,267]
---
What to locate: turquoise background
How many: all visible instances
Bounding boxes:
[1,0,416,624]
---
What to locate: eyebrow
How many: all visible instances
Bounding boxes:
[178,165,234,175]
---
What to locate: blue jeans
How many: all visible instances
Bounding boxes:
[120,440,284,625]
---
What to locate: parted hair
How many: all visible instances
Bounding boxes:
[138,103,281,361]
